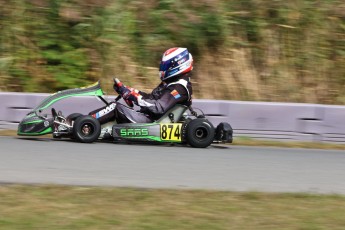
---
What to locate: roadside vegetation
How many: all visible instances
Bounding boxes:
[1,185,345,229]
[233,136,345,150]
[0,0,344,104]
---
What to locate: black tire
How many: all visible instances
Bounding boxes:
[73,115,101,143]
[66,113,83,124]
[186,118,215,148]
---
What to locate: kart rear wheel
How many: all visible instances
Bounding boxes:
[186,118,215,148]
[73,115,101,143]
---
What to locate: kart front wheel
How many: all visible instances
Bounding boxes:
[66,113,83,124]
[73,115,101,143]
[186,119,215,148]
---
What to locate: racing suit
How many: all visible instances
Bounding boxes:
[90,73,192,124]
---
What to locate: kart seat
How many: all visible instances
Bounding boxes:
[156,105,188,123]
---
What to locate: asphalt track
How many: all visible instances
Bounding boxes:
[0,136,345,194]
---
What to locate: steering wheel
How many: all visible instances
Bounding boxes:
[115,94,122,102]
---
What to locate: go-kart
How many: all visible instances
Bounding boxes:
[17,81,233,148]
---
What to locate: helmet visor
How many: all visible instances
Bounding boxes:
[159,60,173,72]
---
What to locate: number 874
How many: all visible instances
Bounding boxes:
[160,124,182,141]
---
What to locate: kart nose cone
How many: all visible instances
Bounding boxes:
[17,112,53,136]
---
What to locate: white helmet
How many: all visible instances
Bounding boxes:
[159,47,193,81]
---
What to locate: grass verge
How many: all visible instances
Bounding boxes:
[0,185,345,229]
[233,136,345,150]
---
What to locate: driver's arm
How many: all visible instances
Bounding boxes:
[139,82,166,100]
[138,85,188,115]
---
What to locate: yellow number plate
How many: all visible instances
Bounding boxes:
[160,124,182,142]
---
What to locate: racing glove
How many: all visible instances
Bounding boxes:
[113,78,124,95]
[112,79,132,107]
[113,78,141,107]
[113,78,140,95]
[122,89,141,105]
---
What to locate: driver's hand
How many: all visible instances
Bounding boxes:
[113,79,123,94]
[124,99,134,108]
[113,78,140,106]
[113,79,135,94]
[114,82,133,97]
[123,90,140,106]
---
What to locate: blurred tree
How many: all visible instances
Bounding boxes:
[0,0,344,104]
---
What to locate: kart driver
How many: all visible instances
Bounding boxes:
[90,47,193,124]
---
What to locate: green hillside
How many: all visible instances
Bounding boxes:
[0,0,344,104]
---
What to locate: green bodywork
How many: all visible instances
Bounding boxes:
[17,127,53,136]
[17,82,103,136]
[114,123,183,143]
[34,82,104,111]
